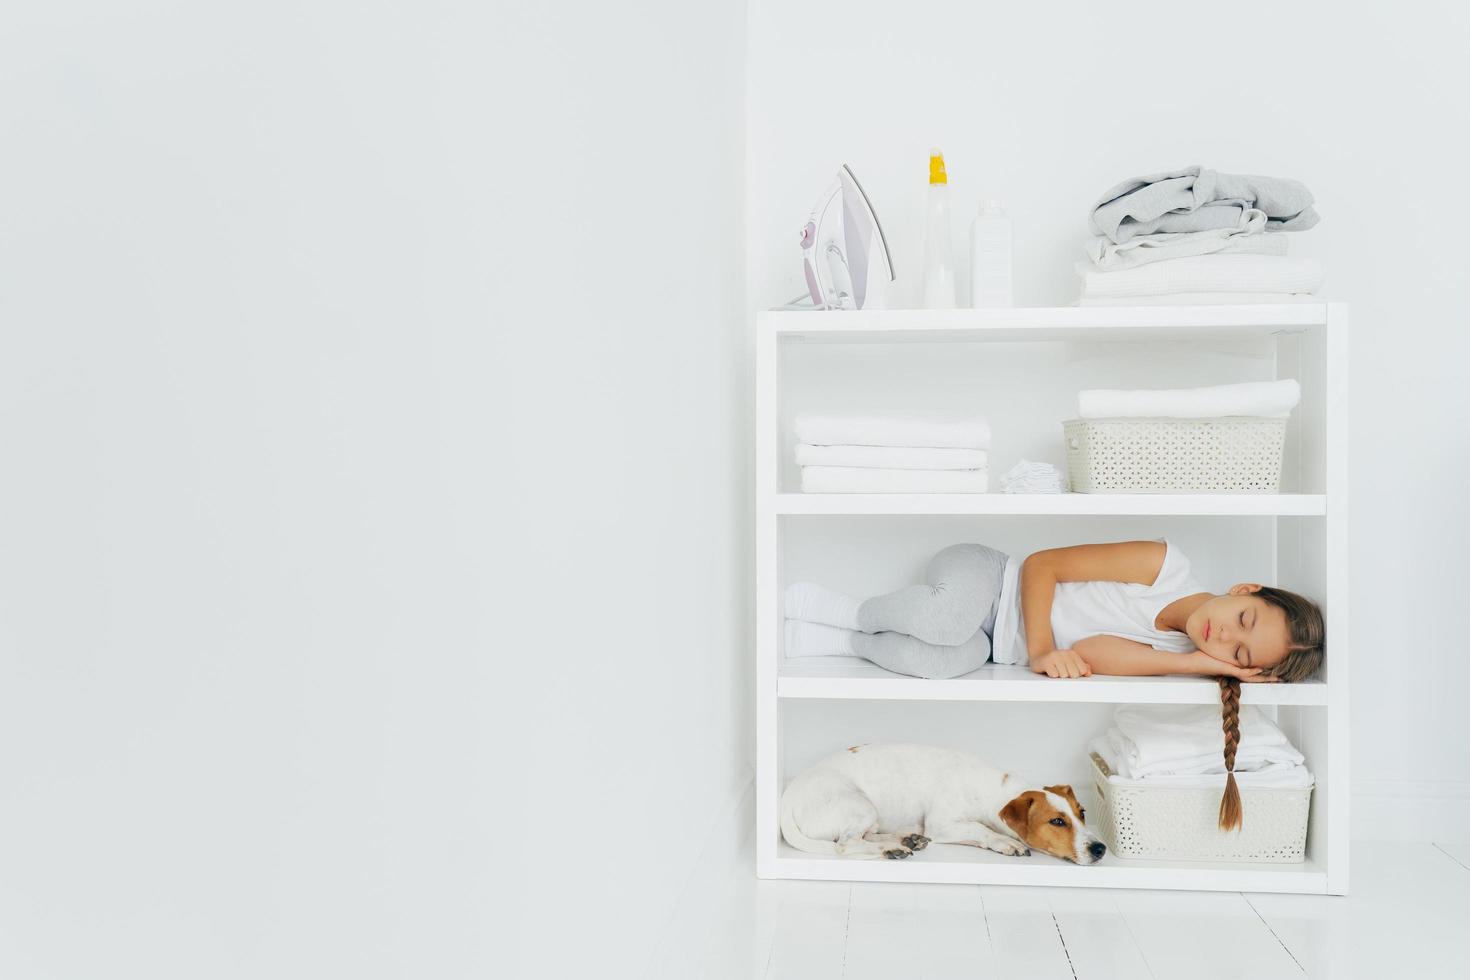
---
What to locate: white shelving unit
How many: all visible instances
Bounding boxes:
[755,303,1349,895]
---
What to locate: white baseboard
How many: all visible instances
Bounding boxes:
[1354,779,1470,841]
[645,768,755,979]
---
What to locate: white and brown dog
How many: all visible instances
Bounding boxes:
[780,743,1106,863]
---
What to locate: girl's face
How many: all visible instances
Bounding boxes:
[1185,586,1291,672]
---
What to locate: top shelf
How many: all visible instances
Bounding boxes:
[761,304,1331,344]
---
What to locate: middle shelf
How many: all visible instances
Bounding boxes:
[777,659,1328,705]
[773,493,1328,517]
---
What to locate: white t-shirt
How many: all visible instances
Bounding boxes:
[990,539,1203,666]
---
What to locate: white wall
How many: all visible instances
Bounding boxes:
[0,3,746,977]
[749,0,1470,833]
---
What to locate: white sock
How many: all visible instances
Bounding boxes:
[784,620,859,658]
[783,582,863,629]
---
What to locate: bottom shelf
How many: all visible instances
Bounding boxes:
[765,841,1329,894]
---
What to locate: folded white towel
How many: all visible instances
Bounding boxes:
[794,413,992,449]
[795,444,989,471]
[1078,292,1322,307]
[800,466,989,494]
[1089,738,1313,789]
[1097,730,1308,781]
[999,459,1067,493]
[1077,254,1324,299]
[1078,380,1300,420]
[1108,705,1305,778]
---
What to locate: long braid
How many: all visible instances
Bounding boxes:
[1218,677,1243,831]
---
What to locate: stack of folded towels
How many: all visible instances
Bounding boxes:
[1089,704,1314,790]
[1078,165,1323,306]
[1077,379,1301,420]
[794,413,991,493]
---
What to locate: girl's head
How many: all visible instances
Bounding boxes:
[1209,588,1324,831]
[1186,584,1325,680]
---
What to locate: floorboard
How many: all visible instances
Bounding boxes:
[1112,888,1304,979]
[976,884,1077,980]
[1245,843,1466,979]
[660,842,1466,979]
[762,881,850,979]
[841,882,991,979]
[1045,886,1155,979]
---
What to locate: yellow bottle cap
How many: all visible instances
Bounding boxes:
[929,149,948,185]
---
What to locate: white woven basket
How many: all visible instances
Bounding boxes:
[1063,417,1286,493]
[1088,753,1310,863]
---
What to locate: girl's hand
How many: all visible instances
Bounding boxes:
[1032,649,1092,678]
[1186,651,1278,682]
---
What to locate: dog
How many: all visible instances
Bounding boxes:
[779,743,1106,863]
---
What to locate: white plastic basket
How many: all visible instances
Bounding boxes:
[1088,753,1311,864]
[1063,417,1286,493]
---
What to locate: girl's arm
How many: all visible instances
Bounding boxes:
[1021,541,1166,666]
[1072,634,1274,681]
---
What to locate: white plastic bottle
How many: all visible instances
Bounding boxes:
[921,149,956,309]
[970,200,1013,308]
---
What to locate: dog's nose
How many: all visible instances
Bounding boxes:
[1088,841,1107,860]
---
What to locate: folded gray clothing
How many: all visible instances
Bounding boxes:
[1091,166,1319,244]
[1084,211,1289,270]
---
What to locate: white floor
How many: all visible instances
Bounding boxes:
[655,837,1470,979]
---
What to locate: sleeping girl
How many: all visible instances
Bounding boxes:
[782,539,1324,685]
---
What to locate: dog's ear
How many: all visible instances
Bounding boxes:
[1000,791,1038,838]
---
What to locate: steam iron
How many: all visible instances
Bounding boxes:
[799,165,894,310]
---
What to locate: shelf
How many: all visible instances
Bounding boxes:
[763,304,1330,345]
[774,493,1327,517]
[777,659,1328,706]
[756,302,1349,896]
[767,841,1328,894]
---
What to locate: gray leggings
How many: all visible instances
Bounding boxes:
[850,543,1008,680]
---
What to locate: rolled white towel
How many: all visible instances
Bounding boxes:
[1078,380,1300,419]
[795,413,991,449]
[795,444,988,470]
[801,466,988,494]
[1077,254,1324,299]
[999,459,1067,494]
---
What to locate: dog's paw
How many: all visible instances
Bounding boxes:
[901,834,930,851]
[990,841,1030,857]
[882,847,912,860]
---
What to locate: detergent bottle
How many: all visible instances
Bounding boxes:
[970,200,1014,308]
[920,149,957,309]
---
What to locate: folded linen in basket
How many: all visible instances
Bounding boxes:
[1078,380,1301,420]
[1078,292,1321,307]
[1089,738,1314,789]
[1090,166,1319,244]
[1078,254,1324,299]
[1108,705,1305,778]
[794,414,992,449]
[1094,732,1304,781]
[800,466,989,494]
[1084,210,1289,270]
[795,444,989,470]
